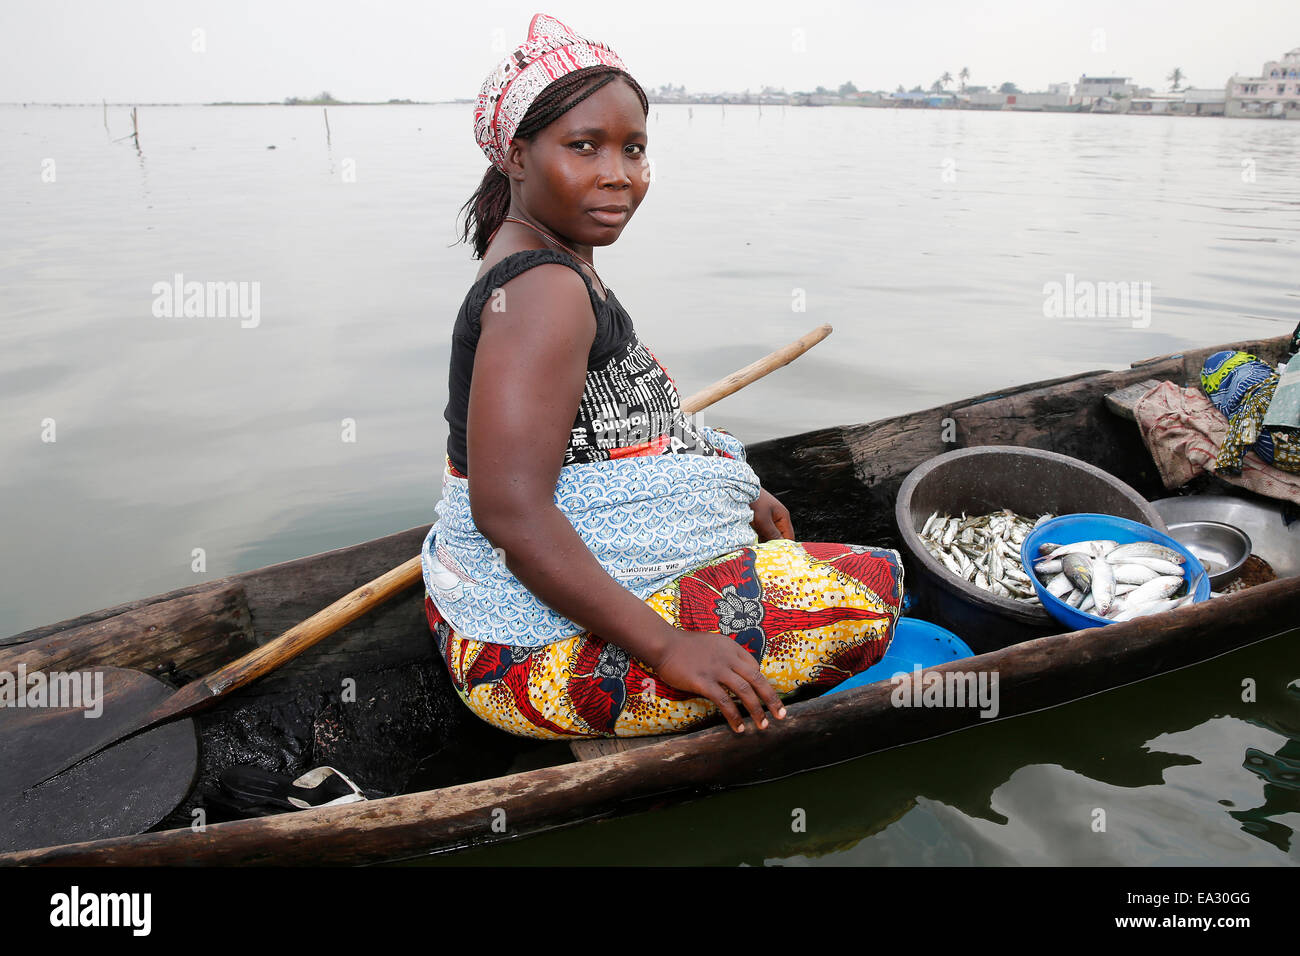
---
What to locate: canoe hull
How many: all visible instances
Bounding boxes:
[5,576,1296,866]
[2,333,1296,865]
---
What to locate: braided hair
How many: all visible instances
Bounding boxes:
[456,66,650,259]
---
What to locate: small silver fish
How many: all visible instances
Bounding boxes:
[1109,575,1185,614]
[1112,563,1161,586]
[1113,555,1184,576]
[1091,556,1116,615]
[1047,540,1119,560]
[1046,573,1073,598]
[1111,597,1182,623]
[1033,557,1063,575]
[1107,541,1185,565]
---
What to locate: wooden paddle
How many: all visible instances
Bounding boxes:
[0,322,831,850]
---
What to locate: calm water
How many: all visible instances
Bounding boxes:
[3,103,1298,864]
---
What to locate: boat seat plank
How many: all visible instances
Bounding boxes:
[1104,378,1167,422]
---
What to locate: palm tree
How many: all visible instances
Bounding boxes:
[931,80,945,94]
[1167,67,1186,91]
[940,72,953,90]
[959,67,970,91]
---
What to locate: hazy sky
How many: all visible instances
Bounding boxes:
[2,0,1298,103]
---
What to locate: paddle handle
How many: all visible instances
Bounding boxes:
[169,324,833,714]
[680,323,831,414]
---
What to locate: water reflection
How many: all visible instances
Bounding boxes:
[1236,743,1300,852]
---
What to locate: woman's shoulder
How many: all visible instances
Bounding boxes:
[454,249,599,344]
[461,246,611,336]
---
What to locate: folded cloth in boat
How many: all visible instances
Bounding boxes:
[1197,351,1300,473]
[1200,350,1274,418]
[1264,365,1300,432]
[1133,380,1300,504]
[422,426,762,646]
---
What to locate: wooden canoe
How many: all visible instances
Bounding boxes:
[3,334,1298,866]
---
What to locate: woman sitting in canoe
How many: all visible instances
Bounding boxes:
[422,13,903,739]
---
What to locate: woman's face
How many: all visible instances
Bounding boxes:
[507,77,650,249]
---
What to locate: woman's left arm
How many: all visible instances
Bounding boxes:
[750,488,794,541]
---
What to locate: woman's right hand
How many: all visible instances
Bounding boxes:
[648,626,787,734]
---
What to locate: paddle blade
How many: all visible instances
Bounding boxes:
[0,667,199,853]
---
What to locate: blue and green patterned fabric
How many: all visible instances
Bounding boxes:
[1200,350,1300,474]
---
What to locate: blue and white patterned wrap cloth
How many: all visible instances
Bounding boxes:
[421,427,762,647]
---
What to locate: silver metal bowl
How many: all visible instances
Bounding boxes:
[1165,520,1252,589]
[1151,495,1298,578]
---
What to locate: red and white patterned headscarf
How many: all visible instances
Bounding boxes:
[474,13,629,174]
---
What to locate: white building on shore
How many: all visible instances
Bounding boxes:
[1226,47,1300,118]
[1182,88,1226,116]
[1076,75,1138,99]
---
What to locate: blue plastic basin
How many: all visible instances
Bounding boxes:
[824,618,973,696]
[1021,513,1211,631]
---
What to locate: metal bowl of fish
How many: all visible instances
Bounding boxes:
[895,446,1168,651]
[1021,514,1211,631]
[1164,521,1251,589]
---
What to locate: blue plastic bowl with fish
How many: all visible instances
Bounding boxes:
[825,618,973,695]
[1021,514,1211,631]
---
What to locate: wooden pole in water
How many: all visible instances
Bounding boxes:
[323,107,331,146]
[131,107,139,147]
[102,99,108,132]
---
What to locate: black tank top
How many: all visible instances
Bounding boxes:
[444,249,719,474]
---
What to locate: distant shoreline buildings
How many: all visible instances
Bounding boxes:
[644,45,1300,120]
[1226,47,1300,117]
[13,46,1299,119]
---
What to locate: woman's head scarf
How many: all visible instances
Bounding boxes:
[474,13,629,174]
